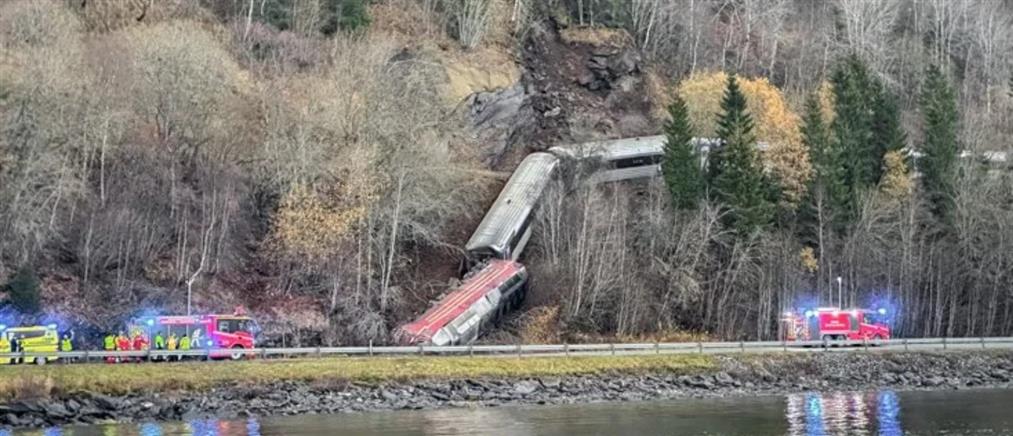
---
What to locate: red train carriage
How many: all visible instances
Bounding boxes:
[396,260,528,346]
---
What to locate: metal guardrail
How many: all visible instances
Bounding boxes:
[1,337,1012,364]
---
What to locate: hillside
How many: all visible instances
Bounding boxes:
[1,0,1012,346]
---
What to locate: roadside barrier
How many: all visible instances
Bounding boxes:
[2,337,1012,365]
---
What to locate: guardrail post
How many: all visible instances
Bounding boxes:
[739,341,745,353]
[782,341,787,352]
[697,342,703,354]
[943,337,947,350]
[468,344,474,357]
[903,338,908,351]
[980,337,986,349]
[655,341,660,355]
[369,340,373,357]
[564,343,569,357]
[610,343,615,356]
[863,338,868,351]
[418,344,423,356]
[516,344,522,358]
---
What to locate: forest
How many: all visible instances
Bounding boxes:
[1,0,1011,344]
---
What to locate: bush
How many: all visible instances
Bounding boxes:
[5,267,41,315]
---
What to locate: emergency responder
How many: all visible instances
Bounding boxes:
[10,334,21,364]
[116,331,130,363]
[153,331,165,361]
[60,331,74,363]
[103,332,116,364]
[179,333,190,361]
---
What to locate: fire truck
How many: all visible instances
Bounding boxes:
[130,310,257,360]
[781,307,891,343]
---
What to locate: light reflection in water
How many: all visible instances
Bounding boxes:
[785,390,903,435]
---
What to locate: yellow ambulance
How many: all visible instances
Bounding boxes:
[0,324,60,365]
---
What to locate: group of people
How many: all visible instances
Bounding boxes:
[102,329,202,362]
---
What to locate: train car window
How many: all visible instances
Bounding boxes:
[612,155,662,169]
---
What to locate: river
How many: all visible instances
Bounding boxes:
[5,388,1013,435]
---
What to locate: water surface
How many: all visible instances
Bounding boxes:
[6,388,1013,435]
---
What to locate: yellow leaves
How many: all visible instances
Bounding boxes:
[800,247,818,274]
[677,72,812,206]
[268,184,366,264]
[879,151,913,200]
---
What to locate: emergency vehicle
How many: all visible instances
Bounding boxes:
[781,307,891,342]
[0,324,60,365]
[130,311,257,360]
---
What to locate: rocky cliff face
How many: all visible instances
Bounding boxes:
[467,20,658,169]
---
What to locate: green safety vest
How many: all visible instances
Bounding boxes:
[103,335,115,350]
[154,335,165,349]
[179,337,191,350]
[61,339,72,351]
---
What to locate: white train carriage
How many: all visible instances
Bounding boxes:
[464,152,559,264]
[549,135,666,184]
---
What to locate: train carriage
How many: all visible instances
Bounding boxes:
[549,135,667,184]
[396,260,529,346]
[465,153,559,263]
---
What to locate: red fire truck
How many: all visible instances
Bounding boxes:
[781,307,891,342]
[130,310,257,359]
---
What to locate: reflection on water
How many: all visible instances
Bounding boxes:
[785,391,902,435]
[5,389,1013,435]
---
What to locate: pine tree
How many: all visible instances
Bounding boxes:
[710,74,775,234]
[5,267,41,314]
[919,65,960,221]
[662,95,704,209]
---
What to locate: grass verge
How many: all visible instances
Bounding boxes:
[0,354,716,401]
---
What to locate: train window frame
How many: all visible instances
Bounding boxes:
[611,154,663,169]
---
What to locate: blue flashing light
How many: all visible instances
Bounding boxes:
[0,324,6,331]
[146,319,156,327]
[804,310,815,318]
[47,324,58,330]
[877,308,887,315]
[207,340,214,347]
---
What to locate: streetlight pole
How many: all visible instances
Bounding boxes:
[836,277,843,308]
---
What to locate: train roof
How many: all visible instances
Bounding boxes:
[550,136,725,160]
[399,260,524,340]
[465,153,558,254]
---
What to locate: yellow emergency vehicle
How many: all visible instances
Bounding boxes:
[0,324,60,365]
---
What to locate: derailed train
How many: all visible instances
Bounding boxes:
[396,135,679,346]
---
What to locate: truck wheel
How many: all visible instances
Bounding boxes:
[821,335,833,347]
[230,345,245,361]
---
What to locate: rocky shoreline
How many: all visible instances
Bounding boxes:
[3,351,1012,429]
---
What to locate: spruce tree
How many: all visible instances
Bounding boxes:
[662,95,704,209]
[871,86,907,182]
[710,74,775,234]
[919,65,960,221]
[798,93,848,240]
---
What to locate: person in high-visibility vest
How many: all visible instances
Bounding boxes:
[178,334,191,361]
[103,333,116,364]
[115,331,131,364]
[60,332,74,363]
[152,332,165,361]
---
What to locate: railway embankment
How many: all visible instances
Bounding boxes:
[2,351,1012,428]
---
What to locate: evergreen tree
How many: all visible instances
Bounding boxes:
[710,74,775,234]
[337,0,371,32]
[4,267,41,315]
[662,95,704,209]
[919,65,960,221]
[871,86,907,181]
[798,93,848,241]
[829,55,901,222]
